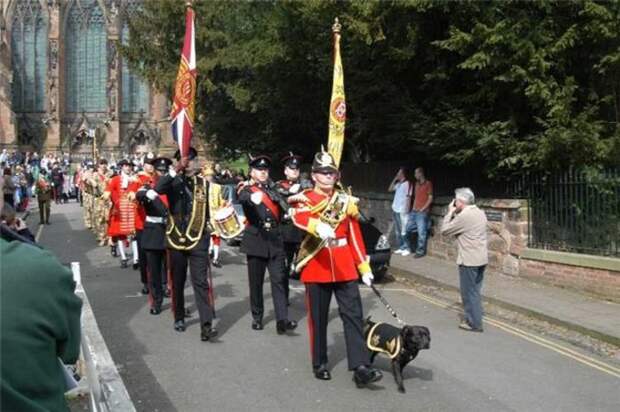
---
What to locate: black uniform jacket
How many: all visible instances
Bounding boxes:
[136,188,169,251]
[155,173,210,251]
[275,179,313,244]
[238,183,286,258]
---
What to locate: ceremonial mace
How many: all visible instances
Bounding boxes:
[370,284,405,325]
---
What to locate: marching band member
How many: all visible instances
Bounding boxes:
[276,152,313,303]
[155,148,219,342]
[104,159,139,268]
[136,157,172,315]
[237,155,297,334]
[91,159,111,247]
[202,162,226,268]
[290,148,382,387]
[134,153,157,293]
[35,169,52,225]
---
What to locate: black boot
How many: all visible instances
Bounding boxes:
[150,306,161,315]
[251,319,263,330]
[313,364,331,381]
[141,284,149,295]
[276,320,298,335]
[201,323,218,342]
[353,365,383,388]
[174,319,186,332]
[120,259,128,269]
[111,246,118,257]
[133,262,139,270]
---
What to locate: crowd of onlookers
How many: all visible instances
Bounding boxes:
[1,149,79,214]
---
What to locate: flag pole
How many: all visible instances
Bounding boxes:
[327,17,346,168]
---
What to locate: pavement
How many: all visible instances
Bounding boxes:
[389,254,620,346]
[28,202,620,411]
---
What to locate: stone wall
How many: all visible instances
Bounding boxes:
[356,191,620,301]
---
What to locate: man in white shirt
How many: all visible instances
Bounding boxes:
[388,167,412,256]
[441,187,488,332]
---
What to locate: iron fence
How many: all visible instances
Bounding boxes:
[509,169,620,258]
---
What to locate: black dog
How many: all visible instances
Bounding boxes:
[363,317,430,393]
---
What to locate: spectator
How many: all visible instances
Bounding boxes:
[3,167,15,207]
[36,169,53,225]
[0,179,82,411]
[388,166,412,256]
[50,162,64,204]
[440,187,488,332]
[1,203,35,241]
[405,167,433,258]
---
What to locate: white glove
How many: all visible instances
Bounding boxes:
[250,191,263,205]
[361,272,374,286]
[316,222,336,240]
[289,183,300,194]
[146,189,158,201]
[168,167,177,178]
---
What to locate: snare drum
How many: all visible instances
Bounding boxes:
[213,206,245,239]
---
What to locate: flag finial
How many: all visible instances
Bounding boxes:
[332,17,341,34]
[185,1,193,8]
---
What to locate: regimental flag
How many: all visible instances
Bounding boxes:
[170,4,196,159]
[327,17,346,168]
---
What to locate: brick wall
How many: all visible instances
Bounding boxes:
[357,191,620,301]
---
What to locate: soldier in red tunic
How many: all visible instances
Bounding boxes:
[290,148,382,387]
[104,159,140,268]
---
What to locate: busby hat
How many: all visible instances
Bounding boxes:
[311,146,338,173]
[173,147,198,161]
[248,154,272,170]
[281,152,302,169]
[153,157,173,173]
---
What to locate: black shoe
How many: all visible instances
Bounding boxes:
[120,259,128,269]
[111,246,118,257]
[251,320,263,330]
[133,262,139,270]
[353,366,383,388]
[414,253,426,259]
[276,320,298,335]
[201,324,218,341]
[174,320,186,332]
[212,259,222,268]
[141,285,149,295]
[313,365,331,380]
[46,221,51,225]
[164,289,171,298]
[150,306,161,315]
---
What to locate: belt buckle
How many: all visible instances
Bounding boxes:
[327,239,337,248]
[263,221,272,231]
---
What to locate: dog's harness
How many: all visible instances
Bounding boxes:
[365,322,402,359]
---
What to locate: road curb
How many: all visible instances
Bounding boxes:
[389,266,620,348]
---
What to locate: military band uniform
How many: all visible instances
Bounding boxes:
[81,166,95,230]
[35,171,52,224]
[238,155,296,333]
[290,149,382,386]
[155,148,219,340]
[92,170,111,245]
[135,169,156,287]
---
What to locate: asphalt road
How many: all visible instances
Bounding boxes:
[37,203,620,412]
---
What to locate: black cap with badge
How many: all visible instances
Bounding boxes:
[144,152,156,165]
[248,154,272,170]
[153,157,173,173]
[117,159,131,167]
[281,152,302,170]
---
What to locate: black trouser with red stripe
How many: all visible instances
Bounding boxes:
[136,230,148,284]
[169,248,214,325]
[145,249,165,309]
[305,280,370,370]
[247,253,288,322]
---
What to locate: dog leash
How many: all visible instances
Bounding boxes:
[370,284,405,325]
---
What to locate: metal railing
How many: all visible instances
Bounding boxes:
[510,169,620,257]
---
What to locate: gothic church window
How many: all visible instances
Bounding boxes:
[11,0,48,113]
[65,0,108,113]
[121,0,148,114]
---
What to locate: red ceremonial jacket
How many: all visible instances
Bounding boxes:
[106,174,140,237]
[134,172,155,231]
[291,188,371,283]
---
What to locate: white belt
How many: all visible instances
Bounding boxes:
[146,216,165,224]
[326,238,347,248]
